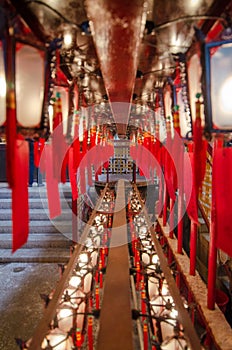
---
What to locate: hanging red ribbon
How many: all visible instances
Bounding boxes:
[68,147,78,200]
[164,120,176,201]
[52,92,68,182]
[34,138,45,168]
[6,90,17,189]
[184,145,198,224]
[193,97,207,192]
[3,30,17,189]
[45,144,61,219]
[12,139,29,252]
[61,149,69,184]
[213,144,232,256]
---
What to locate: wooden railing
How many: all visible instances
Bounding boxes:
[28,184,110,350]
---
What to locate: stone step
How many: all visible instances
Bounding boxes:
[0,248,71,263]
[0,208,73,221]
[0,183,74,264]
[0,198,72,209]
[0,233,73,249]
[0,183,72,199]
[0,220,72,233]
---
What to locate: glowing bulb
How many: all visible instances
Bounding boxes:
[152,254,159,264]
[142,252,150,265]
[0,76,6,97]
[59,308,73,319]
[69,275,81,288]
[77,58,82,66]
[170,308,178,318]
[162,284,169,296]
[79,252,89,264]
[190,0,201,6]
[42,328,74,349]
[63,32,73,47]
[139,225,147,235]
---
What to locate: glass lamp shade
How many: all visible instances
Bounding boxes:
[148,276,160,296]
[15,44,44,128]
[69,275,82,288]
[210,43,232,129]
[57,307,74,332]
[41,328,73,350]
[142,252,150,265]
[76,300,86,330]
[51,86,69,134]
[0,43,6,127]
[90,250,98,266]
[203,40,232,133]
[188,53,202,122]
[83,272,92,294]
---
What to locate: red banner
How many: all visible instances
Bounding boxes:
[184,149,198,224]
[213,146,232,256]
[45,144,61,219]
[68,147,78,200]
[12,139,29,252]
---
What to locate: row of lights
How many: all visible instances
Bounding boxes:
[128,190,190,349]
[18,188,115,350]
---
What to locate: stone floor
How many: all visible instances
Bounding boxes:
[0,262,60,350]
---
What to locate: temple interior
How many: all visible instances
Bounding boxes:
[1,0,232,349]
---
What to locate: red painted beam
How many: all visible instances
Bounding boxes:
[85,0,146,134]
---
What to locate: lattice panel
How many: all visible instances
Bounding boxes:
[101,141,134,174]
[102,158,134,174]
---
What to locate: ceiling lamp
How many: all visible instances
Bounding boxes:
[187,53,202,123]
[202,34,232,135]
[0,39,48,138]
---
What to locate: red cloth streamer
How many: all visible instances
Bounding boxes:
[193,100,207,192]
[95,285,100,309]
[130,143,149,178]
[163,129,176,201]
[141,289,146,320]
[52,93,68,181]
[75,328,82,348]
[34,138,44,168]
[73,138,81,171]
[213,145,232,256]
[184,148,198,224]
[4,32,17,189]
[68,147,78,200]
[87,316,93,350]
[61,148,69,184]
[45,144,61,219]
[38,139,46,173]
[12,139,29,252]
[143,320,149,350]
[6,90,17,189]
